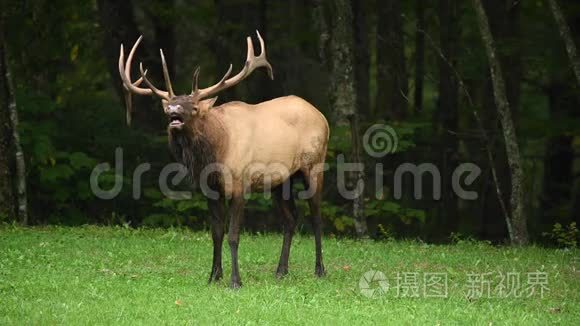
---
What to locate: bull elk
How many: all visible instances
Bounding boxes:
[118,31,329,288]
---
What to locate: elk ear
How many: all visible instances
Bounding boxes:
[197,97,218,114]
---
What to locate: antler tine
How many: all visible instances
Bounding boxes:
[125,36,147,93]
[217,64,234,85]
[256,30,273,79]
[245,35,255,61]
[256,30,265,57]
[119,44,125,77]
[119,43,146,93]
[117,36,174,125]
[159,49,175,97]
[118,36,171,99]
[194,30,274,100]
[139,63,171,101]
[191,66,200,95]
[132,76,145,87]
[192,64,233,99]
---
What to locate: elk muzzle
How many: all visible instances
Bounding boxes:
[167,104,186,129]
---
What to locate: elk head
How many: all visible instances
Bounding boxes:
[118,31,274,129]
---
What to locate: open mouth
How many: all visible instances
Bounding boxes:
[168,114,184,127]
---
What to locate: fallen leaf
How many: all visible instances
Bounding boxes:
[175,300,182,306]
[342,265,351,271]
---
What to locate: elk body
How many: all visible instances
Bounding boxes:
[118,31,328,288]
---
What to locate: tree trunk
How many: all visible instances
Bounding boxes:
[479,0,522,241]
[352,0,370,118]
[472,0,528,245]
[437,0,459,234]
[322,0,357,120]
[4,51,26,225]
[349,114,367,237]
[315,0,367,237]
[547,0,580,85]
[414,0,425,113]
[376,0,408,120]
[0,29,15,221]
[482,0,526,244]
[0,29,28,224]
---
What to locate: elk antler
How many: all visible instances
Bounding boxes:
[118,36,174,102]
[192,30,274,100]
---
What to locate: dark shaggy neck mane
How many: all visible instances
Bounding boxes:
[168,111,228,187]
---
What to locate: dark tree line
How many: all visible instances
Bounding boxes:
[0,0,579,246]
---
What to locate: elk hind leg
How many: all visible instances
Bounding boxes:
[228,194,245,289]
[302,167,326,277]
[208,197,225,283]
[273,179,297,278]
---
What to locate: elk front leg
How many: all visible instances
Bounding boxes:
[208,197,225,283]
[228,195,245,288]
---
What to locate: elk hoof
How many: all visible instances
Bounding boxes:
[208,268,223,283]
[315,265,326,277]
[275,266,288,279]
[229,280,242,289]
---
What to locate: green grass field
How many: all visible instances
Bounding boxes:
[0,226,578,324]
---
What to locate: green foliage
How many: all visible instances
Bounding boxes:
[246,193,273,213]
[3,0,173,225]
[377,223,395,241]
[33,149,99,222]
[323,120,427,236]
[327,121,425,159]
[295,199,356,234]
[449,232,476,245]
[384,121,428,153]
[327,124,352,157]
[448,232,493,247]
[543,222,578,248]
[365,199,426,225]
[142,190,207,228]
[320,201,354,233]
